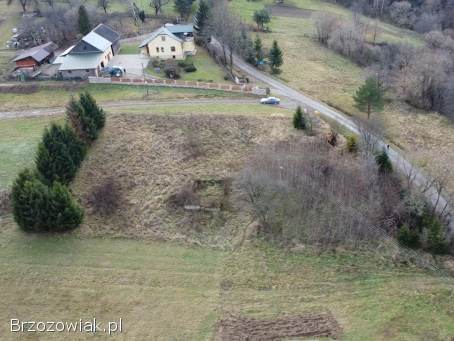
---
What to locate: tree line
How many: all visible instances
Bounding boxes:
[314,13,454,120]
[12,93,105,232]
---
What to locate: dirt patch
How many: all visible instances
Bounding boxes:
[266,4,314,18]
[216,313,342,340]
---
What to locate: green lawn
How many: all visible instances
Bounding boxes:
[119,42,141,54]
[0,215,453,339]
[0,83,237,111]
[146,48,229,83]
[0,116,61,189]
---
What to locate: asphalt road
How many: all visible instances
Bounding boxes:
[232,55,453,235]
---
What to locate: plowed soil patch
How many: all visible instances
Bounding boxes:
[216,313,341,340]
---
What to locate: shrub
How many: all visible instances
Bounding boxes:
[164,63,181,79]
[293,106,306,130]
[35,123,86,185]
[184,65,197,72]
[425,214,449,254]
[87,178,121,216]
[12,169,83,232]
[346,135,358,153]
[326,129,338,147]
[375,148,393,174]
[397,224,421,249]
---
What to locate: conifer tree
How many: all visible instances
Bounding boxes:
[11,169,83,232]
[193,0,209,36]
[375,148,393,174]
[67,96,98,143]
[35,124,86,185]
[254,36,264,64]
[79,92,105,131]
[353,76,384,119]
[269,40,283,74]
[78,5,91,35]
[293,106,306,130]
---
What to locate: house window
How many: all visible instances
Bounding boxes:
[68,70,72,73]
[161,47,164,52]
[156,47,159,53]
[86,69,89,72]
[161,36,166,41]
[171,46,176,52]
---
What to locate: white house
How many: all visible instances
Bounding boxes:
[139,24,196,60]
[54,24,120,79]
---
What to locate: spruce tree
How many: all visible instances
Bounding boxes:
[193,0,209,36]
[46,182,84,231]
[293,106,306,130]
[78,5,91,35]
[36,124,86,185]
[12,170,83,232]
[12,169,49,232]
[79,92,105,131]
[375,148,393,174]
[67,96,98,143]
[269,40,283,74]
[254,36,264,64]
[353,76,384,119]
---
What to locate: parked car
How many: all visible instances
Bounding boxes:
[260,96,281,105]
[102,66,125,77]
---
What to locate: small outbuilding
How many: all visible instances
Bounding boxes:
[12,41,58,70]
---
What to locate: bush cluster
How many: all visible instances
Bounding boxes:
[12,93,105,233]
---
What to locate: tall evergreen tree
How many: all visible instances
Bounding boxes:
[193,0,209,36]
[254,36,264,64]
[67,98,93,142]
[79,92,105,131]
[353,76,384,119]
[293,106,306,130]
[36,124,86,185]
[253,8,271,31]
[269,40,283,74]
[78,5,91,35]
[11,169,83,232]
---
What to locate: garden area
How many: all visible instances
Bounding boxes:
[145,48,230,83]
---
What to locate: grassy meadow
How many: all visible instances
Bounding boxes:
[0,215,453,340]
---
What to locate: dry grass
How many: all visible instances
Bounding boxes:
[230,0,454,193]
[71,112,310,245]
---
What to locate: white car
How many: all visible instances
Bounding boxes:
[260,96,281,105]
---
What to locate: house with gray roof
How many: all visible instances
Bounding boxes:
[139,24,196,60]
[54,24,120,79]
[12,42,58,70]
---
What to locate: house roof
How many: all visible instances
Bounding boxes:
[12,41,58,63]
[54,52,104,71]
[139,26,185,48]
[93,24,120,43]
[70,31,112,54]
[166,24,193,34]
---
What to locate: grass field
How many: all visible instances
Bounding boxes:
[0,215,453,340]
[0,83,238,111]
[0,101,284,189]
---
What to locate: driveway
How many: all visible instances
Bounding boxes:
[108,54,150,77]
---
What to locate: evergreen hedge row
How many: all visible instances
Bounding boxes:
[12,92,105,233]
